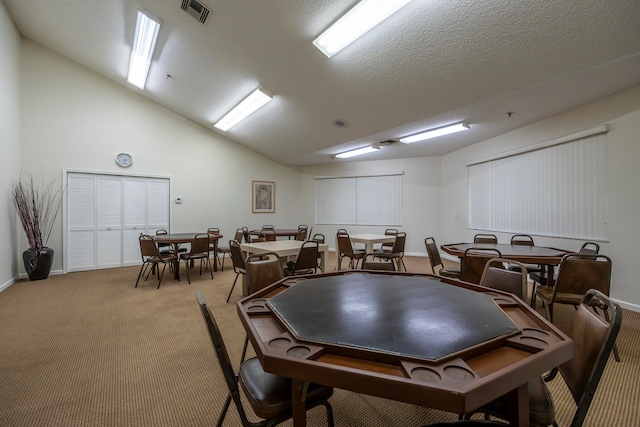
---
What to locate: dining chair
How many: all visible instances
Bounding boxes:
[295,226,308,241]
[284,241,319,276]
[195,291,335,427]
[379,228,399,252]
[530,241,601,287]
[466,289,621,427]
[179,233,214,284]
[479,258,528,301]
[473,233,498,244]
[225,240,247,303]
[375,232,406,271]
[460,247,502,285]
[135,235,176,289]
[215,228,243,271]
[508,234,542,275]
[261,224,275,231]
[260,229,277,241]
[361,253,395,271]
[424,237,461,278]
[336,231,365,269]
[207,227,220,266]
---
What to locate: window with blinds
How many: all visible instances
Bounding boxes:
[468,126,608,241]
[315,173,403,226]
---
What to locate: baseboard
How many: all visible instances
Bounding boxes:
[0,276,19,292]
[613,299,640,313]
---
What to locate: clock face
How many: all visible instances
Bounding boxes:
[116,153,133,167]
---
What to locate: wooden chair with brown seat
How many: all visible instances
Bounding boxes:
[467,289,622,427]
[460,247,502,285]
[135,235,177,289]
[207,227,221,268]
[424,237,461,278]
[530,241,601,289]
[283,241,319,276]
[374,232,406,271]
[226,240,247,303]
[179,233,214,284]
[473,233,498,244]
[195,291,335,427]
[508,234,542,275]
[378,228,399,252]
[260,229,277,241]
[479,258,528,302]
[295,225,308,241]
[336,231,365,269]
[215,228,243,272]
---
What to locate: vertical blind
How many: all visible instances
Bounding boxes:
[468,129,608,240]
[315,173,403,225]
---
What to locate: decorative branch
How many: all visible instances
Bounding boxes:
[10,173,63,252]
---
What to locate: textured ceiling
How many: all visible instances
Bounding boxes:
[4,0,640,165]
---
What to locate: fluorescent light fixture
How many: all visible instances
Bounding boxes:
[313,0,413,58]
[335,145,380,159]
[400,122,470,144]
[214,89,273,132]
[127,11,160,89]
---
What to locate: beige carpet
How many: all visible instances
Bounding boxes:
[0,252,637,426]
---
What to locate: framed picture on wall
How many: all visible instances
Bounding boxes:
[252,180,275,213]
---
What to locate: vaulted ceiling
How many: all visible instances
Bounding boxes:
[4,0,640,165]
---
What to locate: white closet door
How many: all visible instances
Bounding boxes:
[66,172,170,272]
[123,178,148,265]
[97,177,123,268]
[67,174,96,270]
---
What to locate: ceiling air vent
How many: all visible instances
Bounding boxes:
[180,0,210,25]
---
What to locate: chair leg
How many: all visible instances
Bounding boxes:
[595,306,622,362]
[206,257,213,279]
[135,263,147,287]
[226,273,240,303]
[220,254,226,271]
[240,335,249,363]
[215,394,233,427]
[157,263,167,289]
[184,259,191,284]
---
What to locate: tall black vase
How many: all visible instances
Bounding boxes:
[22,247,54,281]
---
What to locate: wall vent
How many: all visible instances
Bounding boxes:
[180,0,210,24]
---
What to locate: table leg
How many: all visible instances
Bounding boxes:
[212,239,219,272]
[172,243,181,281]
[291,379,308,427]
[319,249,326,272]
[506,383,530,427]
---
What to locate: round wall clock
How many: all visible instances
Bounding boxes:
[116,153,133,167]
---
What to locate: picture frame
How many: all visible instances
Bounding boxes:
[252,180,275,213]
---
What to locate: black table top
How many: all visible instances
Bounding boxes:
[267,274,519,361]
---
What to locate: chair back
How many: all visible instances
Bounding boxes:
[261,229,277,241]
[554,254,612,298]
[381,229,399,250]
[232,228,244,243]
[424,237,444,273]
[195,291,253,425]
[461,247,503,284]
[389,232,406,255]
[229,240,246,272]
[337,232,355,255]
[480,258,527,299]
[295,227,308,241]
[511,234,534,246]
[207,227,220,235]
[261,225,274,231]
[474,233,498,244]
[291,241,319,273]
[189,233,210,255]
[361,253,395,271]
[140,235,160,259]
[559,289,622,427]
[155,229,171,250]
[311,233,325,244]
[579,241,600,254]
[246,252,284,294]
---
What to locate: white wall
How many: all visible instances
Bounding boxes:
[440,86,640,309]
[18,40,303,274]
[299,156,442,255]
[0,2,21,290]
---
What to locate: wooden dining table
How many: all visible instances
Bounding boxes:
[335,233,397,270]
[237,270,573,427]
[153,232,222,280]
[440,242,573,285]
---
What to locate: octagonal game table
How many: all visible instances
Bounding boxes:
[237,271,573,427]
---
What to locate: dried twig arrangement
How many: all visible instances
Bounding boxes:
[10,174,63,252]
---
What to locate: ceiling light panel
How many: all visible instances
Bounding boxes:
[214,89,273,132]
[127,11,160,90]
[335,145,380,159]
[313,0,413,58]
[400,122,470,144]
